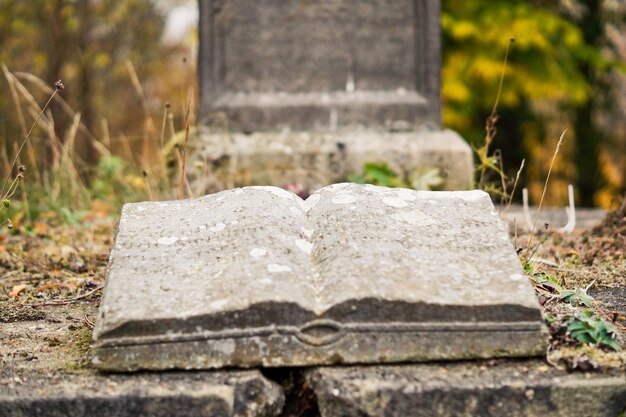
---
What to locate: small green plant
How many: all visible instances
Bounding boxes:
[567,310,620,351]
[544,314,556,324]
[92,156,128,199]
[409,168,444,190]
[90,155,148,212]
[529,271,594,307]
[529,272,564,296]
[523,261,534,274]
[559,288,594,308]
[348,162,409,188]
[348,162,443,190]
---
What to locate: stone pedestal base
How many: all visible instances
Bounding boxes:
[189,128,473,194]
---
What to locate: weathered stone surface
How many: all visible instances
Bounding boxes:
[210,90,434,132]
[306,360,626,417]
[0,370,284,417]
[198,0,441,130]
[189,128,473,194]
[93,183,546,371]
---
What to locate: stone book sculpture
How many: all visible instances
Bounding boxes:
[93,183,547,371]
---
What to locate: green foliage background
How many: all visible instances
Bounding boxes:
[442,0,626,207]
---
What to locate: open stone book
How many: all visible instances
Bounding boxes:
[92,183,547,371]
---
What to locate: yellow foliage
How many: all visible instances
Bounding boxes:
[599,149,623,188]
[442,107,471,130]
[94,53,111,68]
[469,57,506,81]
[508,20,548,49]
[595,189,615,209]
[442,79,471,102]
[124,175,146,191]
[595,150,625,208]
[449,21,479,40]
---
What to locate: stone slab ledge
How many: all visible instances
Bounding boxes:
[307,360,626,417]
[190,128,473,194]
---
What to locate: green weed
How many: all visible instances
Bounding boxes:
[348,163,408,188]
[528,271,594,307]
[559,288,594,308]
[348,162,443,190]
[529,272,564,295]
[567,310,620,351]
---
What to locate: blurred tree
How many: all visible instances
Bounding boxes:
[0,0,169,172]
[550,0,626,207]
[442,0,626,207]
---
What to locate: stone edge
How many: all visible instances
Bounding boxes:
[92,323,548,372]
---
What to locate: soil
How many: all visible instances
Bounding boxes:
[513,198,626,371]
[0,218,112,383]
[0,199,624,386]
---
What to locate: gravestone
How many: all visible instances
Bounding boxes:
[193,0,473,192]
[199,0,440,131]
[93,184,546,371]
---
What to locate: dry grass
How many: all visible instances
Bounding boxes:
[0,64,198,228]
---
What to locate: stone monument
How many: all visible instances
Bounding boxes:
[93,184,546,371]
[192,0,473,193]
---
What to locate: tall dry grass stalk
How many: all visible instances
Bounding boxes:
[14,71,109,157]
[0,71,67,227]
[126,59,158,190]
[159,104,170,191]
[1,64,41,187]
[477,38,514,191]
[1,59,202,225]
[1,78,64,198]
[125,58,197,201]
[178,90,194,199]
[506,158,525,211]
[1,67,127,221]
[524,130,567,262]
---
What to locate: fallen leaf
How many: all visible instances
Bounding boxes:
[32,222,51,236]
[35,280,82,292]
[35,283,62,292]
[90,199,113,217]
[39,210,58,220]
[9,284,28,298]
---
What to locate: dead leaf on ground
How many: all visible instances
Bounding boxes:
[90,199,113,217]
[32,222,51,236]
[38,210,58,220]
[34,281,82,292]
[9,284,28,298]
